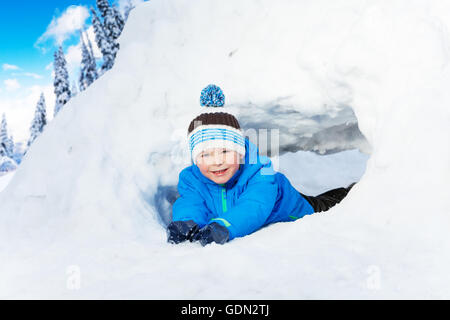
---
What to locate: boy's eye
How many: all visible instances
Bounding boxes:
[200,150,228,159]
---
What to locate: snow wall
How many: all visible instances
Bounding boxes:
[0,0,449,299]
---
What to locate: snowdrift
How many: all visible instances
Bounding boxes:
[0,0,449,299]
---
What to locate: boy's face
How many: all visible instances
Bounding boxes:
[196,148,243,184]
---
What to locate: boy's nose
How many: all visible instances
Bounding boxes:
[213,153,224,164]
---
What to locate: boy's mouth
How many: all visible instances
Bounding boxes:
[211,168,229,176]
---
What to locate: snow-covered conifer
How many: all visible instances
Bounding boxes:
[79,32,98,91]
[96,0,125,40]
[53,47,72,117]
[0,114,13,158]
[28,93,47,147]
[91,8,118,73]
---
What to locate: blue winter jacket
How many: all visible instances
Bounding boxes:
[172,138,315,240]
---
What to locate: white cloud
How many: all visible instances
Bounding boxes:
[11,72,43,80]
[0,84,55,142]
[4,79,21,91]
[2,64,20,71]
[66,43,83,72]
[25,73,43,80]
[36,5,90,47]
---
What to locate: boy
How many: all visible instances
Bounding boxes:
[168,85,355,246]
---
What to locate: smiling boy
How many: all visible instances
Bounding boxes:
[167,85,355,246]
[196,147,243,185]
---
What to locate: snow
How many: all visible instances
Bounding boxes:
[277,149,368,196]
[0,171,15,193]
[1,0,450,299]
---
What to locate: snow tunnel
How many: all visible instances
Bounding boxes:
[153,102,371,227]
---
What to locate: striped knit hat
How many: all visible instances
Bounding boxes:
[188,85,246,164]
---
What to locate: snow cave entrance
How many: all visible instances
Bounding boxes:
[153,103,371,227]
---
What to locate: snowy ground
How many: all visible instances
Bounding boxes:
[0,172,15,193]
[0,0,449,299]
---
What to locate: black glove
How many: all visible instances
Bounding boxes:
[167,220,200,244]
[193,222,230,246]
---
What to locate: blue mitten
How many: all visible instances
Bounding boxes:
[167,220,200,244]
[194,222,230,246]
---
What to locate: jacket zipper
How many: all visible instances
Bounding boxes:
[220,184,228,213]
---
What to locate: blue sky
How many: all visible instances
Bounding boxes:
[0,0,142,143]
[0,1,98,88]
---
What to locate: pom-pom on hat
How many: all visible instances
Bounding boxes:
[200,84,225,107]
[188,84,245,164]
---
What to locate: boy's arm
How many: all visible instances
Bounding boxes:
[172,169,210,227]
[211,172,278,240]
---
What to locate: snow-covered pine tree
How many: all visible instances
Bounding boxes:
[0,130,17,171]
[112,5,125,36]
[96,0,125,40]
[53,47,72,117]
[86,33,99,75]
[78,42,87,92]
[6,135,14,158]
[28,93,48,147]
[79,31,98,91]
[0,114,7,157]
[79,34,91,92]
[91,8,118,74]
[0,114,13,158]
[96,0,110,19]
